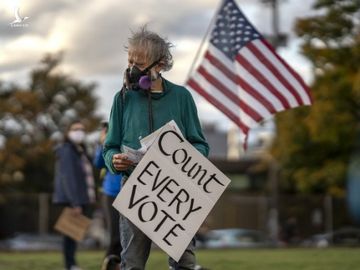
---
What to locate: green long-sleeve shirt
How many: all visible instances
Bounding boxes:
[103,78,209,174]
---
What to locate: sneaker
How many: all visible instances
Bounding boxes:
[69,266,83,270]
[101,255,121,270]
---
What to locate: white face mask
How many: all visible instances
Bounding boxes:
[68,130,86,144]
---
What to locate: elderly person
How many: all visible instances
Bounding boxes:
[103,26,209,270]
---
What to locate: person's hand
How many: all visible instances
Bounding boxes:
[72,206,82,216]
[112,153,133,171]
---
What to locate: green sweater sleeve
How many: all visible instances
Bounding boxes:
[103,92,123,174]
[183,90,210,157]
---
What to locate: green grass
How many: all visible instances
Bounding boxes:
[0,248,360,270]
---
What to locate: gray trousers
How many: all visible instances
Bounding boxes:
[119,214,196,270]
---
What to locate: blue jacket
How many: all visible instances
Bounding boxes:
[53,141,93,206]
[93,145,122,197]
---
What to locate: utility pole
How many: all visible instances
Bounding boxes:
[261,0,288,49]
[260,0,287,244]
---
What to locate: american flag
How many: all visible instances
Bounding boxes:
[187,0,312,140]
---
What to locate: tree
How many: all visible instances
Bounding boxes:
[0,53,101,192]
[271,0,360,197]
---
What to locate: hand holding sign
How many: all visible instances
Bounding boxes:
[112,153,134,171]
[113,121,231,261]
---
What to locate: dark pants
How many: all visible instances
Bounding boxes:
[63,234,77,269]
[102,193,122,258]
[57,205,90,270]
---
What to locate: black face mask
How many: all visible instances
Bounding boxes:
[128,65,145,84]
[126,60,160,91]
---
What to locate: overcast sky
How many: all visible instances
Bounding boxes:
[1,0,316,132]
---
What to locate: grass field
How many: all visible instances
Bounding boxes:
[0,248,359,270]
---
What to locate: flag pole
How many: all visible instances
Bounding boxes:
[185,0,225,83]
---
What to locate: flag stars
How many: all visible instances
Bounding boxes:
[211,0,261,59]
[229,17,236,23]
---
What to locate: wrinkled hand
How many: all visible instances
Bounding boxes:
[112,153,133,171]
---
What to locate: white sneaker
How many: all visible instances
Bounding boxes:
[70,266,83,270]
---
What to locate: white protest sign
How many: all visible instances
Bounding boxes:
[140,120,184,150]
[113,122,231,262]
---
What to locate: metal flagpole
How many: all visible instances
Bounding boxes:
[185,0,225,83]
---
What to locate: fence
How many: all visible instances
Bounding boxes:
[0,191,355,242]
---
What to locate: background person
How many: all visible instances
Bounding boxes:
[53,119,96,270]
[93,121,122,270]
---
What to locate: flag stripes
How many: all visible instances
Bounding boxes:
[204,50,278,114]
[188,79,250,134]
